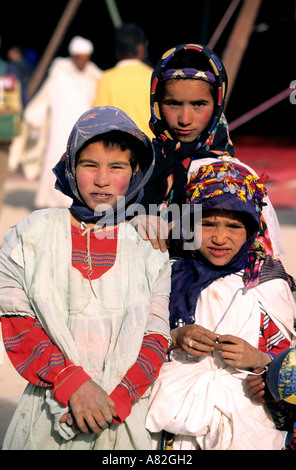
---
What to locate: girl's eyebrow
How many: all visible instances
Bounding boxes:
[192,99,209,103]
[78,157,130,166]
[108,160,130,166]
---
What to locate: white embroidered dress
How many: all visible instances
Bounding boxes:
[0,209,171,450]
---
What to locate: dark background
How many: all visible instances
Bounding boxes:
[1,0,296,138]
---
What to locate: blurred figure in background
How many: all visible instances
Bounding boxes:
[93,23,153,139]
[7,45,34,107]
[21,36,102,208]
[0,34,22,214]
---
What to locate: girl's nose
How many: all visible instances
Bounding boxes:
[94,169,110,186]
[178,106,192,126]
[212,226,227,244]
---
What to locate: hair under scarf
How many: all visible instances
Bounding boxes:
[53,106,155,225]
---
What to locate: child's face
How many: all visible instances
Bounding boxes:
[160,79,214,142]
[76,141,138,211]
[197,210,247,266]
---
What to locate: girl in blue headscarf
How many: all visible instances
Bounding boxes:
[0,106,171,450]
[146,161,296,450]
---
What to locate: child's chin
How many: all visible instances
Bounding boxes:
[208,256,229,267]
[92,202,116,214]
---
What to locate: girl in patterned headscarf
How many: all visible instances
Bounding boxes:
[150,44,232,158]
[0,106,171,450]
[140,44,284,257]
[146,161,296,450]
[141,43,231,209]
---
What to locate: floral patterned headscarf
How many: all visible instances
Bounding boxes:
[186,162,268,218]
[53,106,155,224]
[149,43,234,159]
[170,162,293,328]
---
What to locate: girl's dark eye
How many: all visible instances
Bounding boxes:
[164,100,180,106]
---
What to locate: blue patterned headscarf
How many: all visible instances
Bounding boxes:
[149,43,234,159]
[53,106,155,224]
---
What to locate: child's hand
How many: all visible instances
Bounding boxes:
[68,380,117,435]
[216,334,271,370]
[170,324,217,356]
[59,411,75,427]
[246,370,267,403]
[129,215,169,251]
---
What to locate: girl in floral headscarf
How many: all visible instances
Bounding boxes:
[146,161,296,450]
[140,44,283,257]
[0,106,171,450]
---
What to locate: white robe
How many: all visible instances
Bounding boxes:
[0,209,171,450]
[23,58,102,208]
[146,272,296,450]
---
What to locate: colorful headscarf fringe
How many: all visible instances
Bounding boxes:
[187,162,269,213]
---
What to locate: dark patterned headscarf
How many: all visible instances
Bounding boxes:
[53,106,154,224]
[170,162,294,328]
[149,43,234,160]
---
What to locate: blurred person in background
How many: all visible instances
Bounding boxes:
[0,34,22,213]
[93,23,153,139]
[7,45,34,107]
[22,36,102,208]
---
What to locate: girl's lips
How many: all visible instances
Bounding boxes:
[175,129,195,135]
[90,192,112,202]
[208,247,231,257]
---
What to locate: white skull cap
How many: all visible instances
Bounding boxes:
[68,36,94,56]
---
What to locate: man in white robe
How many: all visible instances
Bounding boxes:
[23,36,102,208]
